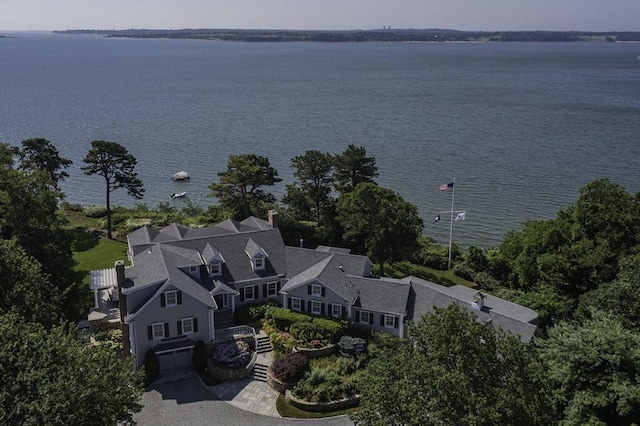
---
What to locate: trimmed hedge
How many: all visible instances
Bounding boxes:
[143,349,160,386]
[192,340,207,371]
[265,306,312,331]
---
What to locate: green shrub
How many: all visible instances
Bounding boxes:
[143,349,160,386]
[336,355,367,376]
[290,321,319,342]
[367,330,403,359]
[192,340,207,371]
[265,306,312,331]
[270,332,296,355]
[234,300,279,324]
[312,317,344,342]
[452,263,475,281]
[338,336,367,358]
[270,352,308,382]
[84,205,108,218]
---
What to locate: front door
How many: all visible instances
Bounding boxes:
[214,294,229,310]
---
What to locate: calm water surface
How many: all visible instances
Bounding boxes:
[1,33,639,248]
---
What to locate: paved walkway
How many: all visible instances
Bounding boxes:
[205,345,281,417]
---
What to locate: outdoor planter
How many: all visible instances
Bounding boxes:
[266,367,297,394]
[285,390,360,412]
[207,351,257,381]
[293,343,337,359]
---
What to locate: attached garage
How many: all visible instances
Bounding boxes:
[153,339,195,371]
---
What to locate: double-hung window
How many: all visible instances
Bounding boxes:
[267,281,278,297]
[291,297,301,311]
[331,304,342,318]
[209,263,220,276]
[244,286,254,300]
[152,322,165,340]
[384,315,395,328]
[181,318,194,334]
[311,300,321,314]
[254,258,264,269]
[360,311,371,324]
[165,290,178,306]
[311,284,322,296]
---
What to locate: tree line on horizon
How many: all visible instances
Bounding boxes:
[54,28,640,42]
[1,137,639,425]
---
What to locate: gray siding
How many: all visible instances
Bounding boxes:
[129,285,210,368]
[352,309,402,337]
[284,280,349,319]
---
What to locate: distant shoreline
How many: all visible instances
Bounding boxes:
[51,28,640,43]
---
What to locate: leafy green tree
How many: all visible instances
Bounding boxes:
[576,253,640,331]
[537,311,640,425]
[0,311,143,426]
[82,140,145,239]
[333,144,378,193]
[353,305,555,426]
[284,150,334,222]
[0,238,62,327]
[209,154,281,220]
[336,183,422,275]
[12,138,72,184]
[0,148,83,321]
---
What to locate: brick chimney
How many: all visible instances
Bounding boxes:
[115,260,131,356]
[268,209,279,229]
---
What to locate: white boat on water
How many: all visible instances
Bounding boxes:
[172,171,189,181]
[171,192,187,199]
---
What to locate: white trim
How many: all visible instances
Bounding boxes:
[266,281,278,297]
[311,284,322,296]
[129,321,136,356]
[360,311,371,324]
[152,322,165,340]
[209,309,215,341]
[331,304,342,318]
[384,314,395,328]
[291,297,301,311]
[181,317,195,334]
[165,290,178,306]
[311,300,321,314]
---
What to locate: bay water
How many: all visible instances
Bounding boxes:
[1,32,638,248]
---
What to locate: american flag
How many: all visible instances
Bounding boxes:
[439,182,454,191]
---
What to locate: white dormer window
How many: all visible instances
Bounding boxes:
[245,238,268,271]
[311,284,322,296]
[209,263,221,277]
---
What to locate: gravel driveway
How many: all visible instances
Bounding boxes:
[133,378,354,426]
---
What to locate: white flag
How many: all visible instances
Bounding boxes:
[455,212,466,221]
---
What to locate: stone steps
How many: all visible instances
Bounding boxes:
[251,363,269,382]
[255,335,272,354]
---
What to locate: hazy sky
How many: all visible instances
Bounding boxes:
[1,0,639,32]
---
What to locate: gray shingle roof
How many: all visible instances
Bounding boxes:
[407,277,538,343]
[350,276,411,315]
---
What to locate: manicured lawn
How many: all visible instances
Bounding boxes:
[384,261,478,289]
[73,236,129,285]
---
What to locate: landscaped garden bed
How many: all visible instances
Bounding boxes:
[207,338,257,381]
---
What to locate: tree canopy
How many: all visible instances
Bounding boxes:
[82,140,144,239]
[0,238,62,327]
[12,138,73,185]
[336,182,423,275]
[353,304,555,426]
[209,153,281,220]
[537,311,640,425]
[1,143,83,321]
[333,144,378,193]
[0,311,143,426]
[284,150,334,222]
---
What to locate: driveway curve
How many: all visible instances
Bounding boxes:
[133,377,354,426]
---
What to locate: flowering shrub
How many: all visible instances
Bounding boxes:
[311,339,322,348]
[270,352,308,382]
[212,340,251,367]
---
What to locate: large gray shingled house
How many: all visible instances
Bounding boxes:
[89,211,539,370]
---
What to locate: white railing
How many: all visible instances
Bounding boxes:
[215,325,257,349]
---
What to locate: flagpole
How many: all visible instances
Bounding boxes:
[448,178,455,270]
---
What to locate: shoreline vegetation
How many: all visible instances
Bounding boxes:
[52,28,640,42]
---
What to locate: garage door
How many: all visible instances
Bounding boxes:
[158,348,192,371]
